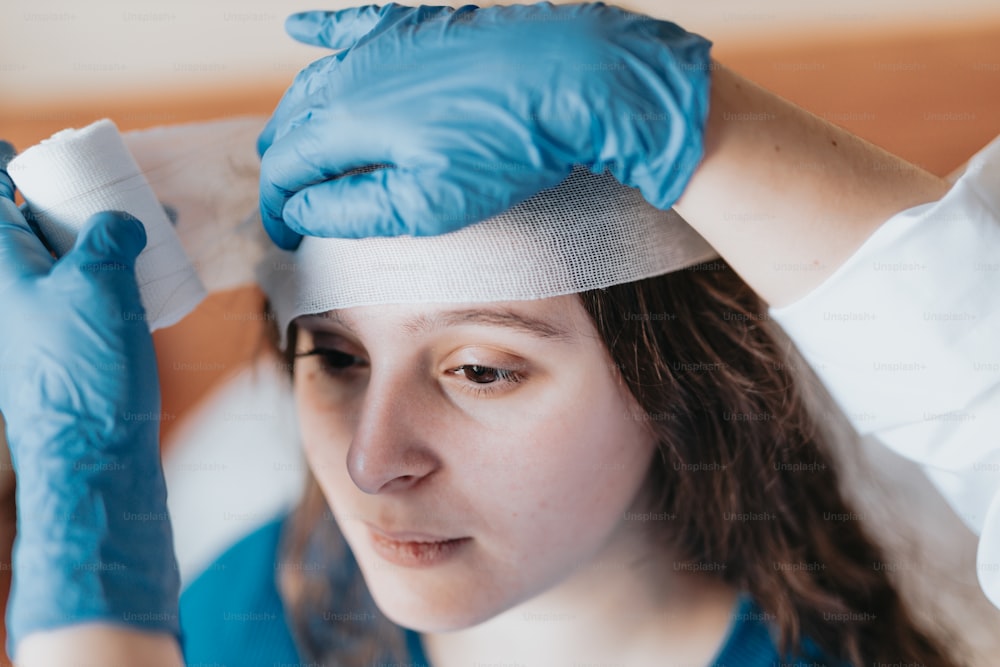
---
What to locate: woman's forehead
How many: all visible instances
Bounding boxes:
[297,296,589,342]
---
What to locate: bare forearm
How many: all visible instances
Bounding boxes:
[16,626,183,667]
[673,62,950,309]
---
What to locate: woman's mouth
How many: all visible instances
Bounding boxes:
[366,525,472,568]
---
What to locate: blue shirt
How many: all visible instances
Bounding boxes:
[180,516,833,666]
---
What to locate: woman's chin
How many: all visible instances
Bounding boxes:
[362,572,510,633]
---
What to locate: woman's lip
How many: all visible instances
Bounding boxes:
[366,525,473,568]
[365,522,465,544]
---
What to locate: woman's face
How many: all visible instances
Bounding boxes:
[292,295,659,631]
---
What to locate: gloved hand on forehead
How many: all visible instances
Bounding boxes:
[0,141,180,657]
[258,2,712,249]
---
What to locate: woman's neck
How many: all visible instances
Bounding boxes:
[419,519,739,667]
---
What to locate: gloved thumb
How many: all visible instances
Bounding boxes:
[284,7,384,49]
[66,210,147,269]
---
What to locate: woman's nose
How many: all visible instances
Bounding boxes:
[346,372,441,494]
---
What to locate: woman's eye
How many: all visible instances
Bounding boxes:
[296,348,366,374]
[461,365,503,384]
[450,364,524,397]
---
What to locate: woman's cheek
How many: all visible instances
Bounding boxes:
[294,370,358,478]
[510,381,654,533]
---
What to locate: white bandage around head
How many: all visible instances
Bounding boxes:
[257,166,719,346]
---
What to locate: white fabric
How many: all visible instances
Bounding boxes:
[7,120,207,330]
[769,133,1000,608]
[258,166,720,346]
[123,117,272,294]
[848,434,1000,665]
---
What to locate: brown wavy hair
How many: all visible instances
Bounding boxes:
[273,259,961,667]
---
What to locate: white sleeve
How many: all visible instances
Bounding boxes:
[768,134,1000,608]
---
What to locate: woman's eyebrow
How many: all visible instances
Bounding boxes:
[403,309,576,342]
[307,308,577,342]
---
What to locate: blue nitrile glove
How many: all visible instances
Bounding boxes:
[0,141,180,656]
[257,2,712,249]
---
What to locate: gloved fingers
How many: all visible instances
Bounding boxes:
[281,167,416,237]
[0,200,53,285]
[55,211,147,279]
[259,120,398,247]
[260,202,303,250]
[261,3,463,156]
[17,202,57,256]
[257,94,290,159]
[0,142,55,283]
[284,6,386,49]
[48,211,148,324]
[285,4,472,48]
[282,165,491,238]
[257,52,343,157]
[262,5,464,157]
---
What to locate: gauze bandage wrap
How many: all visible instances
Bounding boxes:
[258,166,720,346]
[9,118,719,341]
[8,119,207,330]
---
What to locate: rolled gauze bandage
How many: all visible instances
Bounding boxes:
[7,119,206,330]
